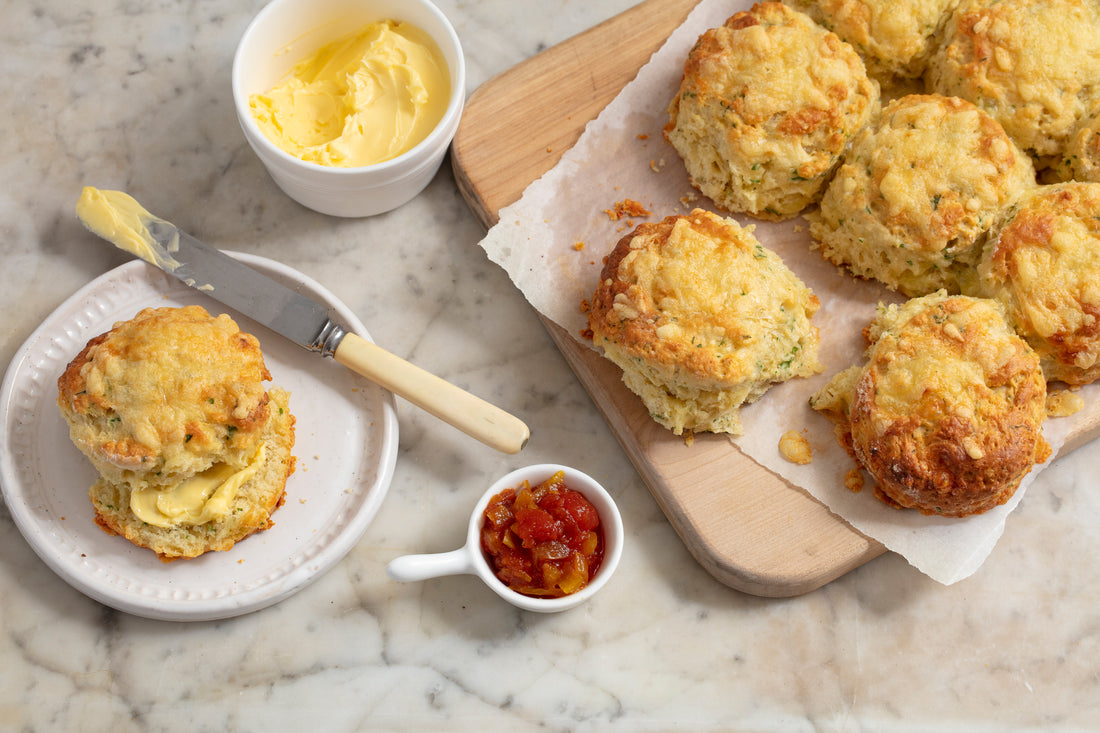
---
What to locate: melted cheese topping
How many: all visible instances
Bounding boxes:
[130,443,265,528]
[249,20,450,167]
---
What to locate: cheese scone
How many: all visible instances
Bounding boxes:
[57,305,272,490]
[811,292,1049,517]
[975,182,1100,386]
[927,0,1100,166]
[588,209,823,436]
[58,305,297,560]
[809,94,1036,296]
[665,2,879,221]
[782,0,959,81]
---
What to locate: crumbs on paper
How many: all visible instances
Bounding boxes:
[605,199,652,221]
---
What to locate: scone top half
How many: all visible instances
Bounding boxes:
[588,208,823,436]
[813,291,1049,518]
[57,305,272,490]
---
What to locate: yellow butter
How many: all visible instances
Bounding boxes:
[75,186,181,271]
[130,444,266,528]
[249,20,450,167]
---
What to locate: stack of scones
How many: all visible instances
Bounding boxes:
[588,0,1100,517]
[57,305,296,560]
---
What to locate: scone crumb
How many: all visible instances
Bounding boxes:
[779,431,813,464]
[1047,389,1085,417]
[845,469,864,493]
[605,199,651,221]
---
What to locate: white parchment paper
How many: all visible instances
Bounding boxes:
[477,0,1093,584]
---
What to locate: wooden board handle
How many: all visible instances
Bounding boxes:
[334,333,530,454]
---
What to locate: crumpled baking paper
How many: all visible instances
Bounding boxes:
[477,0,1092,584]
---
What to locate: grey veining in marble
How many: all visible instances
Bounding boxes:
[1,1,1099,731]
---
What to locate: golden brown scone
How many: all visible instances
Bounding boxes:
[664,2,879,221]
[1058,102,1100,183]
[57,305,272,490]
[974,182,1100,386]
[90,388,296,561]
[926,0,1100,166]
[810,292,1050,517]
[782,0,960,81]
[808,94,1036,296]
[588,208,823,436]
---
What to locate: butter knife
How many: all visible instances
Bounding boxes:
[75,187,529,454]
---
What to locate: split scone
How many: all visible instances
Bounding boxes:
[664,1,879,221]
[810,292,1050,518]
[782,0,960,82]
[587,208,823,436]
[926,0,1100,166]
[57,305,296,560]
[975,182,1100,386]
[808,94,1036,297]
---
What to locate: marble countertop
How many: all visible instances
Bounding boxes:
[2,1,1098,730]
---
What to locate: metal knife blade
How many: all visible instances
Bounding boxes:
[75,188,529,454]
[144,219,342,356]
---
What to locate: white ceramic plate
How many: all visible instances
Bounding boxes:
[0,254,399,621]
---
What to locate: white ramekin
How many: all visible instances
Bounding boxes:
[231,0,466,217]
[386,464,625,613]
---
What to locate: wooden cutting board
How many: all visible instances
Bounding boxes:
[450,0,1100,596]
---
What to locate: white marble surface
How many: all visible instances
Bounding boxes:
[1,1,1099,730]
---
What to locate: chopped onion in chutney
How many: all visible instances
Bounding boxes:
[479,470,604,598]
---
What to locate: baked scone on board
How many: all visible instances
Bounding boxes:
[587,208,823,437]
[808,94,1036,297]
[810,291,1050,518]
[56,305,297,561]
[664,1,879,221]
[782,0,960,82]
[974,182,1100,386]
[926,0,1100,168]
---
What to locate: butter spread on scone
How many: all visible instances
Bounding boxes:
[588,208,823,437]
[129,443,266,528]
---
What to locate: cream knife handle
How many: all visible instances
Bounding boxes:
[333,333,530,454]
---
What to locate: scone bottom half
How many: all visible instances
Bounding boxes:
[586,208,823,439]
